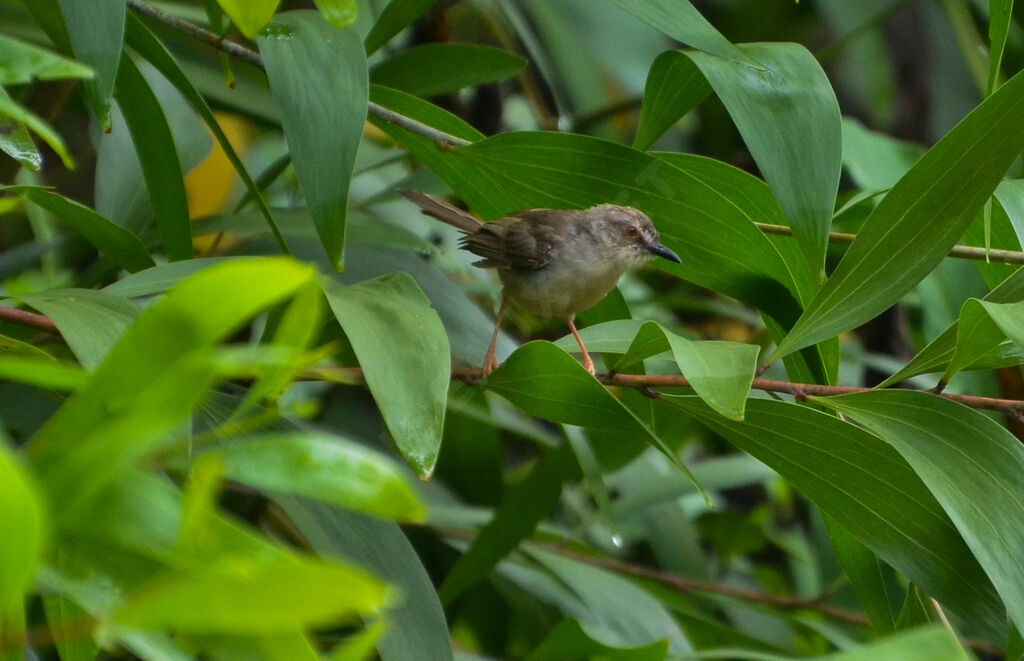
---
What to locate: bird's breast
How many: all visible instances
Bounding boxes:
[499,258,626,319]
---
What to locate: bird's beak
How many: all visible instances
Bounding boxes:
[647,242,682,264]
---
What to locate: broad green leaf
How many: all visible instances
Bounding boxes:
[614,321,758,420]
[633,50,710,151]
[28,259,315,514]
[825,626,969,661]
[485,341,703,493]
[258,11,368,269]
[0,356,85,391]
[0,85,73,168]
[0,33,93,85]
[840,116,923,191]
[18,288,140,369]
[824,516,895,634]
[13,188,154,272]
[880,265,1024,385]
[987,0,1015,95]
[995,179,1024,245]
[775,68,1024,360]
[314,0,357,29]
[57,0,124,127]
[663,395,1004,638]
[527,618,668,661]
[941,298,1024,383]
[364,0,439,55]
[182,633,320,661]
[601,0,749,64]
[113,553,388,634]
[370,44,526,98]
[282,499,454,661]
[208,433,424,520]
[114,55,193,261]
[124,15,288,253]
[0,442,45,615]
[370,84,484,143]
[438,444,578,604]
[217,0,282,38]
[687,43,842,280]
[321,272,449,478]
[103,258,232,298]
[527,549,691,654]
[818,389,1024,636]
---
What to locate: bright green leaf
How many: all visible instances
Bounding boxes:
[0,85,73,168]
[0,442,46,615]
[818,389,1024,636]
[602,0,750,64]
[775,67,1024,360]
[258,11,367,269]
[370,43,527,98]
[321,272,449,478]
[313,0,357,29]
[217,0,282,38]
[208,433,424,520]
[825,626,969,661]
[0,33,93,85]
[0,356,85,391]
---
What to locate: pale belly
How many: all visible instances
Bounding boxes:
[498,262,626,319]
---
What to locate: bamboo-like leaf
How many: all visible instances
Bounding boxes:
[370,44,526,98]
[57,0,124,127]
[364,0,439,55]
[0,33,93,85]
[217,0,282,38]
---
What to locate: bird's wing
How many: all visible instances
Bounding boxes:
[462,210,572,271]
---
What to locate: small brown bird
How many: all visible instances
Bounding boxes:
[401,190,681,375]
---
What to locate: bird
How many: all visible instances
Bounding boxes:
[400,190,682,376]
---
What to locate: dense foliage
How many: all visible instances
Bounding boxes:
[2,0,1024,659]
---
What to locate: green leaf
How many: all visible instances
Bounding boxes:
[321,272,449,478]
[818,389,1024,636]
[13,188,154,272]
[0,85,74,168]
[282,499,454,661]
[774,67,1024,360]
[370,44,527,98]
[686,43,842,280]
[0,99,41,170]
[601,0,750,64]
[633,50,710,151]
[313,0,357,29]
[114,55,193,261]
[124,14,289,253]
[995,179,1024,245]
[0,442,46,615]
[28,259,315,518]
[57,0,124,127]
[840,116,923,191]
[323,621,386,661]
[17,288,140,369]
[364,0,439,55]
[825,626,969,661]
[615,321,758,420]
[824,516,895,634]
[0,33,93,85]
[113,553,389,634]
[941,298,1024,383]
[987,0,1015,95]
[370,84,484,142]
[438,444,577,604]
[0,356,86,391]
[485,342,704,493]
[258,10,368,269]
[208,433,424,520]
[663,395,1004,639]
[527,618,668,661]
[880,265,1024,385]
[217,0,282,38]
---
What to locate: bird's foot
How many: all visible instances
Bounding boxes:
[482,352,500,378]
[582,356,596,375]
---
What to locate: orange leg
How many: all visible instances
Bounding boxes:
[483,291,510,376]
[566,314,595,375]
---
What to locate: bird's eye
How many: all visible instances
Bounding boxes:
[625,225,639,238]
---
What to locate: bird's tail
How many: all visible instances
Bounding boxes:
[399,190,482,233]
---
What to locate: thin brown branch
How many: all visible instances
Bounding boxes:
[755,222,1024,265]
[0,305,59,334]
[124,0,471,147]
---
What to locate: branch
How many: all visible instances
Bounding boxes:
[0,305,58,334]
[755,222,1024,265]
[124,0,471,147]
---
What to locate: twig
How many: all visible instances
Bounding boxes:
[124,0,471,147]
[755,222,1024,265]
[0,305,59,334]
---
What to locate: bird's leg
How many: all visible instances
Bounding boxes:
[566,314,595,375]
[482,291,510,377]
